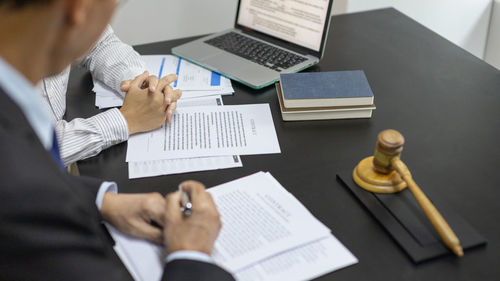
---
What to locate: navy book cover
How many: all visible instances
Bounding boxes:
[280,70,374,100]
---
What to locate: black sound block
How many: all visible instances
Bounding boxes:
[337,171,486,263]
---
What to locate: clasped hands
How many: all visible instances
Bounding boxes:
[101,181,222,255]
[119,71,182,135]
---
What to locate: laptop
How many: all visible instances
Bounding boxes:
[172,0,334,89]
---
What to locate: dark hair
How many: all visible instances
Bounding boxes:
[0,0,52,9]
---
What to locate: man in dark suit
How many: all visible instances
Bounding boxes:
[0,0,234,280]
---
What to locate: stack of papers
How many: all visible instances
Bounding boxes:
[127,101,281,179]
[128,96,243,179]
[107,172,358,281]
[126,104,280,162]
[93,55,234,109]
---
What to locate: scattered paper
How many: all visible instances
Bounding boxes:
[106,223,166,281]
[235,236,358,281]
[126,104,280,162]
[106,172,357,281]
[128,155,242,179]
[207,172,331,271]
[93,55,234,109]
[128,96,243,179]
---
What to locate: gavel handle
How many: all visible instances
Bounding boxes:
[391,158,464,257]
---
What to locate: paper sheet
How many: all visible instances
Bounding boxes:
[235,236,358,281]
[142,55,222,91]
[106,223,166,281]
[93,55,234,109]
[128,155,242,179]
[106,172,357,281]
[208,172,331,271]
[128,96,243,179]
[126,104,280,162]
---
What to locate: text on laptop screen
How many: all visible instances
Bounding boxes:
[237,0,330,52]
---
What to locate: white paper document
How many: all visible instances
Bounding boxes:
[128,155,242,179]
[208,172,331,271]
[126,104,280,162]
[141,55,222,91]
[106,223,166,281]
[128,96,243,179]
[107,172,357,281]
[93,55,234,109]
[235,236,358,281]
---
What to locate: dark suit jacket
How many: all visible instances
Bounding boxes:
[0,88,234,281]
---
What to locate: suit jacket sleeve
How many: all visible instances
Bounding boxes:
[0,91,235,281]
[163,259,236,281]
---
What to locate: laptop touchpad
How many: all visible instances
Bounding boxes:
[203,54,247,72]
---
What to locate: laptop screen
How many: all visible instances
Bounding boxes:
[236,0,331,52]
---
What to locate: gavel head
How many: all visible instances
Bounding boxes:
[373,129,405,174]
[352,129,408,193]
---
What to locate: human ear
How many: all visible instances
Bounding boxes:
[63,0,92,27]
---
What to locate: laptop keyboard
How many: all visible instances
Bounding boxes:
[204,32,307,72]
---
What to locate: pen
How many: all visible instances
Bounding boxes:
[179,185,192,216]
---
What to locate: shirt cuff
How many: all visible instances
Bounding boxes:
[120,67,146,84]
[166,251,214,264]
[91,108,129,147]
[96,181,118,209]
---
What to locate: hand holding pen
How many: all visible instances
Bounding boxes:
[164,181,222,255]
[179,185,193,216]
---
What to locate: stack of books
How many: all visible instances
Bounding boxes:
[276,71,375,121]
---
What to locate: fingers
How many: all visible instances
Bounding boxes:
[181,181,219,227]
[159,73,178,87]
[133,220,164,244]
[180,181,210,206]
[163,87,172,105]
[123,72,176,92]
[147,75,160,92]
[130,71,149,88]
[143,193,167,228]
[165,191,183,222]
[120,80,132,92]
[164,87,182,104]
[164,88,181,123]
[166,102,176,123]
[164,88,180,121]
[174,89,182,100]
[155,74,177,96]
[130,193,167,244]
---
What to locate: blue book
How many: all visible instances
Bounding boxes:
[280,71,374,108]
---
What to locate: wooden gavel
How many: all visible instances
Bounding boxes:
[353,129,463,257]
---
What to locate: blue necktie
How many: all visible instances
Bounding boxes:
[50,130,64,170]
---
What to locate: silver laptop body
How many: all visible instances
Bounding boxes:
[172,0,334,89]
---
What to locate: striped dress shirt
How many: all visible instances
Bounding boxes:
[38,26,145,166]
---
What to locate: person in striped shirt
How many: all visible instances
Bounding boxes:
[38,25,181,166]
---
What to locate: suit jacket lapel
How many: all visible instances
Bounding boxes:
[0,86,43,143]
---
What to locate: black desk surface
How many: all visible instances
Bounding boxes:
[67,8,500,281]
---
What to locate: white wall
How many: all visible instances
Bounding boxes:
[485,0,500,69]
[111,0,238,46]
[332,0,493,59]
[111,0,493,59]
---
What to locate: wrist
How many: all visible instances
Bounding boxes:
[119,108,137,135]
[101,192,119,221]
[167,241,213,256]
[167,251,213,264]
